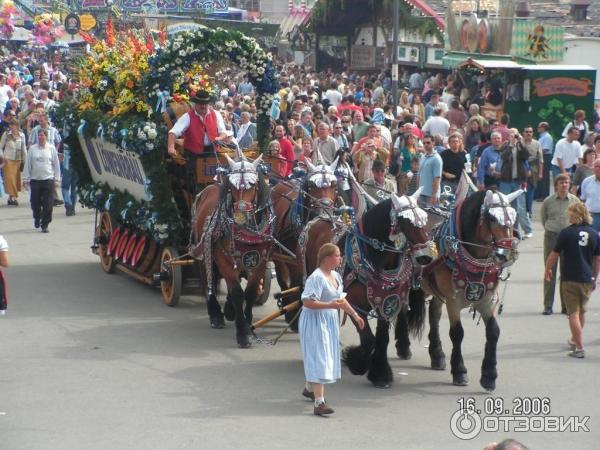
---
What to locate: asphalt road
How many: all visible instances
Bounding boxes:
[1,199,598,450]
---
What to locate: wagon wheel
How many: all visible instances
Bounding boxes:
[96,211,116,274]
[160,246,182,307]
[254,261,273,306]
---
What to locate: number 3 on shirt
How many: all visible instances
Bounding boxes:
[578,231,589,247]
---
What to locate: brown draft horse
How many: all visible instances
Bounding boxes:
[395,189,523,391]
[299,189,436,388]
[191,155,273,348]
[270,160,339,325]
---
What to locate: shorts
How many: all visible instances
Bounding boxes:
[560,281,593,315]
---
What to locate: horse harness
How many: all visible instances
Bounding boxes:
[430,199,514,304]
[190,187,274,295]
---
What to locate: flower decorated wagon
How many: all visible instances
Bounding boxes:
[58,26,279,306]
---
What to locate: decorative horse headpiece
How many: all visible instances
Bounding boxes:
[482,189,523,228]
[305,157,338,188]
[390,187,428,228]
[389,187,432,260]
[224,154,263,190]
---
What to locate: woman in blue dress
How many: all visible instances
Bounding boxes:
[299,243,364,416]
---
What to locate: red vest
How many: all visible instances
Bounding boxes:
[183,108,219,154]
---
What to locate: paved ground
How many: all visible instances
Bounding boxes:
[0,198,598,450]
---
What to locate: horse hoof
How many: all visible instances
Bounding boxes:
[431,358,446,371]
[210,316,225,329]
[452,374,469,386]
[224,301,235,322]
[480,377,496,393]
[396,348,412,360]
[237,335,252,348]
[373,381,392,389]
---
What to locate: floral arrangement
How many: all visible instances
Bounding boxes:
[60,26,279,245]
[0,0,15,40]
[31,13,64,45]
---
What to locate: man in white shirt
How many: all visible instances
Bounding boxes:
[22,129,61,233]
[167,90,227,194]
[551,126,583,177]
[324,82,342,107]
[422,107,450,139]
[312,123,339,165]
[580,159,600,231]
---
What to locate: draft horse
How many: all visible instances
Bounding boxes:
[395,189,523,391]
[299,188,436,388]
[191,154,273,348]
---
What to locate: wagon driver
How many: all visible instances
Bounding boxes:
[167,90,227,194]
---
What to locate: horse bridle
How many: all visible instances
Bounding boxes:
[481,201,519,261]
[389,197,433,259]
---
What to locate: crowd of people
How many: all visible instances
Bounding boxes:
[0,48,71,233]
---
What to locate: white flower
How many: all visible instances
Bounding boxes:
[143,125,150,132]
[147,129,157,139]
[138,130,147,140]
[175,58,182,65]
[146,142,154,150]
[179,50,186,57]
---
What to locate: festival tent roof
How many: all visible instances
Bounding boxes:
[3,26,32,41]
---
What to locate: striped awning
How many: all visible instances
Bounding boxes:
[279,12,311,40]
[405,0,445,30]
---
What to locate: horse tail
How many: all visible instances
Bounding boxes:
[407,288,426,340]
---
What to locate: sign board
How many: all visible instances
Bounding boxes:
[79,14,96,31]
[78,134,149,202]
[351,46,376,70]
[166,22,203,36]
[533,77,592,97]
[64,14,81,36]
[511,20,564,63]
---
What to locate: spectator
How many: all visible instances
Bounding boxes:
[236,112,256,150]
[422,107,450,139]
[551,126,582,177]
[362,158,397,202]
[333,149,352,205]
[324,81,342,107]
[350,110,369,142]
[446,99,467,129]
[417,135,442,206]
[312,122,338,165]
[440,132,467,192]
[477,131,503,189]
[410,93,425,124]
[544,202,600,358]
[541,174,580,315]
[0,118,26,206]
[61,144,78,216]
[390,132,418,195]
[521,125,543,217]
[579,159,600,231]
[571,148,596,196]
[561,109,589,145]
[22,129,61,233]
[331,121,349,153]
[273,124,295,177]
[299,243,363,416]
[0,232,7,315]
[494,113,511,143]
[405,156,420,195]
[464,118,482,153]
[536,121,554,199]
[424,93,447,120]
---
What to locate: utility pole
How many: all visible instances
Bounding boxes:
[391,0,400,107]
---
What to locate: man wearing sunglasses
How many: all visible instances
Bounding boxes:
[417,135,442,207]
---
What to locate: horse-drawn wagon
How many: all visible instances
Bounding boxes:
[59,26,280,317]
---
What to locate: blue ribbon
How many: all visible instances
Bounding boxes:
[77,119,87,136]
[155,90,169,113]
[96,123,104,141]
[120,129,128,150]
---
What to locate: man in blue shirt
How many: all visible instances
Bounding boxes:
[536,121,554,199]
[417,135,442,206]
[477,131,503,189]
[544,203,600,358]
[580,159,600,231]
